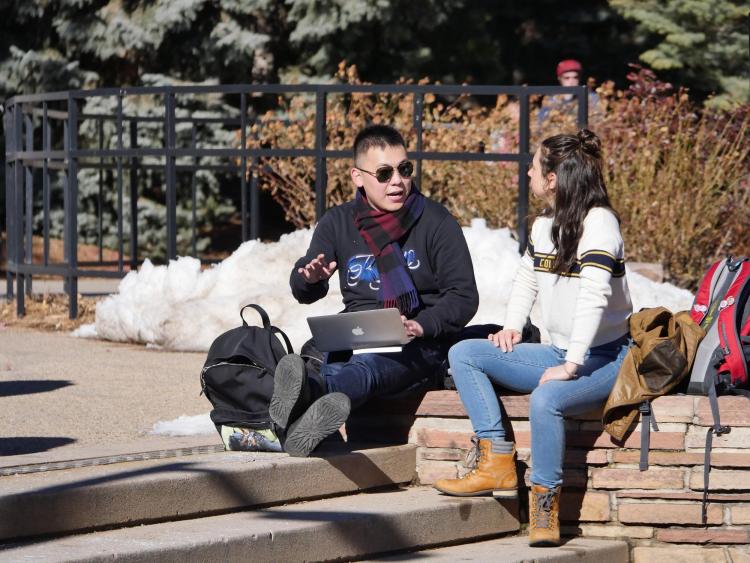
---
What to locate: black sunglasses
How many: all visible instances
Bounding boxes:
[356,160,414,183]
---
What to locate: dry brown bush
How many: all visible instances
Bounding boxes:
[245,63,749,289]
[247,63,524,231]
[0,294,98,331]
[596,69,750,288]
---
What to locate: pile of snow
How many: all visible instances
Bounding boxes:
[87,229,342,351]
[77,218,694,353]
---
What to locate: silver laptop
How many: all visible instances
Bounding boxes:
[307,308,411,353]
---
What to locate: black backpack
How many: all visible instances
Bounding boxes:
[200,304,293,434]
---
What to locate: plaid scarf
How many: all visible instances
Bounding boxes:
[353,185,425,315]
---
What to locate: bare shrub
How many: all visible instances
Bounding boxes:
[595,67,750,288]
[244,63,749,288]
[247,63,524,230]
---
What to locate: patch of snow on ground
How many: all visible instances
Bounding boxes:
[150,413,215,436]
[71,323,98,338]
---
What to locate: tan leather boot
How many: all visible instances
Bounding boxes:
[433,437,518,498]
[528,484,561,547]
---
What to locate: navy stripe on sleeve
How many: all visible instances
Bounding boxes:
[580,250,625,277]
[533,250,625,278]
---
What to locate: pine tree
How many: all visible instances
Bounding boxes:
[609,0,749,108]
[0,0,282,258]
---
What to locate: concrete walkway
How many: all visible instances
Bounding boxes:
[0,327,216,464]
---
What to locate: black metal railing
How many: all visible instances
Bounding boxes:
[2,83,588,318]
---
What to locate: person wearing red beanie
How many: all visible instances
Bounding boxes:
[538,59,600,126]
[556,59,583,83]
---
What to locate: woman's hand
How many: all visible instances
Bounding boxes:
[540,362,579,385]
[401,315,424,339]
[488,329,521,352]
[298,253,337,283]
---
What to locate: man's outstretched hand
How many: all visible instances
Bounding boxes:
[298,253,337,284]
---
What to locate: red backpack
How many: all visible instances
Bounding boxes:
[686,256,750,523]
[688,256,750,394]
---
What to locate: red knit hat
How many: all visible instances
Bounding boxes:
[556,59,582,77]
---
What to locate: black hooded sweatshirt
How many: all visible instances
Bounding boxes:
[290,197,479,343]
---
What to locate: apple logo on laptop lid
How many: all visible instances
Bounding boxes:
[352,326,365,336]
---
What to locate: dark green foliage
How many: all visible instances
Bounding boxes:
[0,1,653,106]
[610,0,749,109]
[282,0,644,88]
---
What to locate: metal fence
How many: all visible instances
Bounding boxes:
[2,83,588,318]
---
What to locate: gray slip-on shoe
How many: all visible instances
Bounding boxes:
[269,354,308,430]
[284,393,351,457]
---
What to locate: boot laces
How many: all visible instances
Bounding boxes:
[533,489,556,529]
[463,436,482,472]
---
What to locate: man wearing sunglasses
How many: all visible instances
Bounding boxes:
[272,124,479,457]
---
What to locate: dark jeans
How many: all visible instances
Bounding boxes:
[320,340,446,409]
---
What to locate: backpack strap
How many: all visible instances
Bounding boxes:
[638,400,659,471]
[270,325,294,355]
[240,304,271,328]
[699,260,738,330]
[702,375,731,524]
[691,260,724,325]
[715,264,750,386]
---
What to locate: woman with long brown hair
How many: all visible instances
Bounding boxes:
[434,129,633,547]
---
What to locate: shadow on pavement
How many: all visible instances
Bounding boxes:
[0,380,74,397]
[0,437,77,456]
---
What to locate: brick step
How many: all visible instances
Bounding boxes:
[0,443,416,542]
[404,390,750,552]
[350,392,750,450]
[407,391,750,427]
[1,487,520,562]
[366,535,629,562]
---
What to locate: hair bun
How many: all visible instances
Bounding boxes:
[577,129,601,155]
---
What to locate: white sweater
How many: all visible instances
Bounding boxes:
[503,207,633,365]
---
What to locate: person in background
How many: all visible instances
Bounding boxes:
[538,59,602,125]
[434,129,632,548]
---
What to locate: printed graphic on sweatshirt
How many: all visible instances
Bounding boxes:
[346,250,421,290]
[533,250,625,278]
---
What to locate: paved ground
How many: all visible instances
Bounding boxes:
[0,326,217,466]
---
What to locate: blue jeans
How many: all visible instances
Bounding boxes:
[321,341,445,409]
[448,334,630,489]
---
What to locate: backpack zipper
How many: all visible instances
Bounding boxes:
[719,322,731,356]
[200,360,265,396]
[203,360,264,372]
[301,354,323,366]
